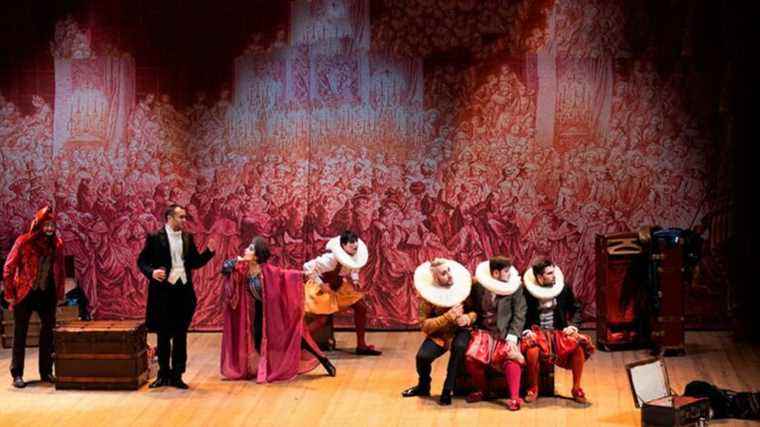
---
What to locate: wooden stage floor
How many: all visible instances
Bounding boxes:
[1,331,759,426]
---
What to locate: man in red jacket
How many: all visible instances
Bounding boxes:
[3,207,66,388]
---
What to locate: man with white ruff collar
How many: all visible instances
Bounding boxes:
[401,258,474,405]
[303,230,381,355]
[521,258,594,404]
[464,256,526,411]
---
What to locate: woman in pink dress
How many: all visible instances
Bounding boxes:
[220,236,335,382]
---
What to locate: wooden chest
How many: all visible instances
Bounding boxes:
[54,320,148,390]
[1,306,80,349]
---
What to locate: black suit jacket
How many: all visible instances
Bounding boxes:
[524,285,582,331]
[137,227,214,333]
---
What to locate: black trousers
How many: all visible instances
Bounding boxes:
[415,328,471,392]
[156,280,196,379]
[156,329,188,379]
[10,288,57,378]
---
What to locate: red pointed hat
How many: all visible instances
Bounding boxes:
[29,206,55,233]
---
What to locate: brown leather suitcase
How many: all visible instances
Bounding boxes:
[54,320,148,390]
[627,357,710,426]
[1,306,79,348]
[641,396,711,426]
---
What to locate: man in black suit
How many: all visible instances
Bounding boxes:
[137,204,215,389]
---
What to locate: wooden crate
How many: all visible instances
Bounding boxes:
[1,305,80,349]
[54,320,148,390]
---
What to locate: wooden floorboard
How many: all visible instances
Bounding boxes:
[1,331,758,426]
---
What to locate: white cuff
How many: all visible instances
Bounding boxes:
[506,334,518,344]
[564,326,579,334]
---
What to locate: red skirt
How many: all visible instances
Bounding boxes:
[519,325,595,369]
[465,329,525,372]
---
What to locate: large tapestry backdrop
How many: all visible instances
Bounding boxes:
[0,0,732,330]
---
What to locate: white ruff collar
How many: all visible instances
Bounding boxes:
[523,266,565,300]
[414,259,472,308]
[475,262,521,296]
[325,236,368,270]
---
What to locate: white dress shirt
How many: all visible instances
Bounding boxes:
[165,224,187,285]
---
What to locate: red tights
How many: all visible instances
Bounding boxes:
[465,359,522,400]
[525,346,584,393]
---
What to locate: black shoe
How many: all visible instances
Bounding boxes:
[40,374,56,384]
[401,385,430,397]
[149,377,171,388]
[12,376,25,388]
[356,346,382,356]
[320,358,336,377]
[439,390,452,406]
[172,376,189,389]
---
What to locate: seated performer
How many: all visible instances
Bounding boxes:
[220,236,335,382]
[464,256,526,410]
[521,258,594,404]
[303,230,380,355]
[402,258,473,405]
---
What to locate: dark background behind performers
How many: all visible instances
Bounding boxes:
[0,0,754,338]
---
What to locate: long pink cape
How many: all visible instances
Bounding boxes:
[221,262,322,382]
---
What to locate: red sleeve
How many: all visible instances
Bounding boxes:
[3,237,23,301]
[55,240,66,300]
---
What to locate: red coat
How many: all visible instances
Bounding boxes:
[3,208,65,308]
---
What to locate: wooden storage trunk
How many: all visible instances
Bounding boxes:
[1,305,80,349]
[650,236,686,356]
[54,320,148,390]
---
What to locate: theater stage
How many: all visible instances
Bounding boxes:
[1,331,758,426]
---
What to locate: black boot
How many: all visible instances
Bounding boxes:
[40,373,56,384]
[320,357,336,377]
[402,384,431,397]
[439,389,452,405]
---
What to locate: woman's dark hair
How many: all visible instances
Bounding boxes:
[339,229,359,246]
[250,236,271,264]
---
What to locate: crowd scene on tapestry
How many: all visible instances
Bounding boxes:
[0,0,730,330]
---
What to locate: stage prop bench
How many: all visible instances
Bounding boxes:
[456,363,555,398]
